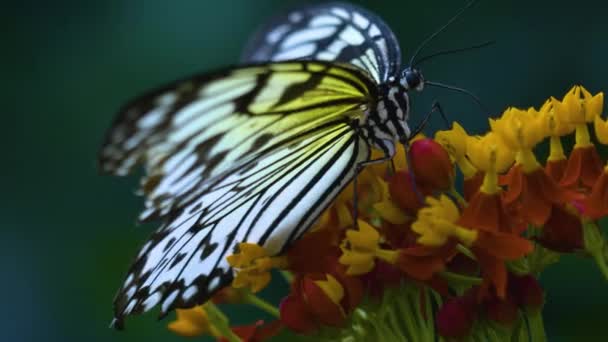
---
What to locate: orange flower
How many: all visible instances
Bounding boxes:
[502,163,566,226]
[279,271,362,333]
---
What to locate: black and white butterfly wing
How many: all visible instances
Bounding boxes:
[241,2,401,84]
[100,61,376,326]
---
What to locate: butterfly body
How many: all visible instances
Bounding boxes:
[102,2,428,327]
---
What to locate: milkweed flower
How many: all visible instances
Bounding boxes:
[168,306,221,338]
[165,85,608,342]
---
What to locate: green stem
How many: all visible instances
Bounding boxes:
[449,187,468,207]
[456,244,477,260]
[244,292,280,317]
[280,270,294,283]
[440,271,483,285]
[205,303,242,342]
[583,221,608,280]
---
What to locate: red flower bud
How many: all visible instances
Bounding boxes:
[508,274,544,311]
[436,296,476,338]
[409,138,454,190]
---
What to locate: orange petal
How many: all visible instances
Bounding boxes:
[585,171,608,219]
[545,159,567,183]
[560,146,603,189]
[474,248,507,299]
[537,204,583,253]
[474,230,533,260]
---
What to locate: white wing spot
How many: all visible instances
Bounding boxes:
[331,7,350,19]
[208,277,221,291]
[340,25,365,45]
[142,292,162,311]
[353,12,370,28]
[182,285,198,301]
[309,15,342,27]
[156,93,178,107]
[281,27,337,49]
[267,24,290,43]
[162,290,180,313]
[137,108,166,129]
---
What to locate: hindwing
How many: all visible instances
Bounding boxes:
[241,2,401,83]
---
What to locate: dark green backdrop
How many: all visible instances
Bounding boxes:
[6,0,608,341]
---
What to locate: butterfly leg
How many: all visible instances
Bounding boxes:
[352,140,395,226]
[411,100,450,137]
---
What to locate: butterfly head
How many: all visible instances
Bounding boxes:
[399,67,424,92]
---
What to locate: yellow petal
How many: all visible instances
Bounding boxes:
[435,122,469,162]
[466,133,515,173]
[346,220,380,250]
[168,307,217,338]
[314,274,344,305]
[594,115,608,145]
[374,200,409,224]
[581,86,604,121]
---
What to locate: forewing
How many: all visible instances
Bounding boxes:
[112,124,370,326]
[99,61,376,222]
[241,2,401,83]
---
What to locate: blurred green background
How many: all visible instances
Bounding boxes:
[5,0,608,341]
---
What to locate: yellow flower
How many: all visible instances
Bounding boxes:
[168,305,220,338]
[552,85,603,125]
[581,86,604,121]
[490,107,548,151]
[435,122,468,161]
[539,99,574,137]
[339,220,397,275]
[226,243,287,293]
[435,122,478,179]
[466,132,515,173]
[412,195,477,247]
[374,200,409,224]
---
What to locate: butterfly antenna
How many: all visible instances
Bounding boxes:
[414,40,495,67]
[409,0,478,67]
[425,81,488,114]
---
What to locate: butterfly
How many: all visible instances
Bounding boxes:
[100,1,476,328]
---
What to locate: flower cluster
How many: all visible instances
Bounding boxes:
[167,86,608,341]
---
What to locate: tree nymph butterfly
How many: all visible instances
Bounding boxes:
[99,1,482,328]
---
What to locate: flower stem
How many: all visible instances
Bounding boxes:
[449,187,467,207]
[280,270,294,283]
[205,303,242,342]
[244,292,280,317]
[525,309,547,342]
[456,244,477,260]
[583,221,608,280]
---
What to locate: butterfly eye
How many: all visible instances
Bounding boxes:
[400,68,424,91]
